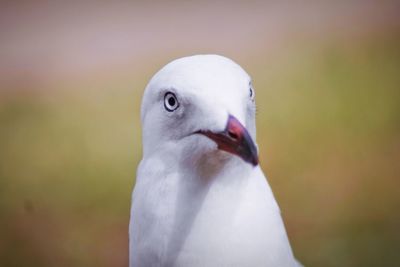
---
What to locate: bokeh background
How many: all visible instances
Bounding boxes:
[1,1,399,266]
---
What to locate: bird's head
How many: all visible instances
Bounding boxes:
[140,55,258,167]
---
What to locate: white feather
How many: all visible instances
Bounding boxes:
[129,55,301,267]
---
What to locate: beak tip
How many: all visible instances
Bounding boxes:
[252,159,259,167]
[247,153,259,167]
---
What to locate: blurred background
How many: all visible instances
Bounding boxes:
[1,1,399,266]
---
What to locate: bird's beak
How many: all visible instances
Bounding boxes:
[197,115,259,166]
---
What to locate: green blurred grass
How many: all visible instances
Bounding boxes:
[254,38,400,267]
[1,37,400,267]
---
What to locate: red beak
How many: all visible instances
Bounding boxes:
[197,115,259,166]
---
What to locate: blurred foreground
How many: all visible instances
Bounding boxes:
[1,2,399,267]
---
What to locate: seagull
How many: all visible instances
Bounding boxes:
[129,55,302,267]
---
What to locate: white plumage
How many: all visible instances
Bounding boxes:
[129,55,301,267]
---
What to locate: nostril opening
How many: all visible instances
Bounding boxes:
[228,130,239,140]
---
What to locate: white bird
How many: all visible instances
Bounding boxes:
[129,55,302,267]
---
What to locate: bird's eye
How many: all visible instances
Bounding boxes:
[249,82,255,100]
[164,92,179,112]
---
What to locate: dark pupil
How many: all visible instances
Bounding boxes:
[168,96,176,106]
[250,88,253,97]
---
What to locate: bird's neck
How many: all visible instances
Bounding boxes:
[134,142,269,266]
